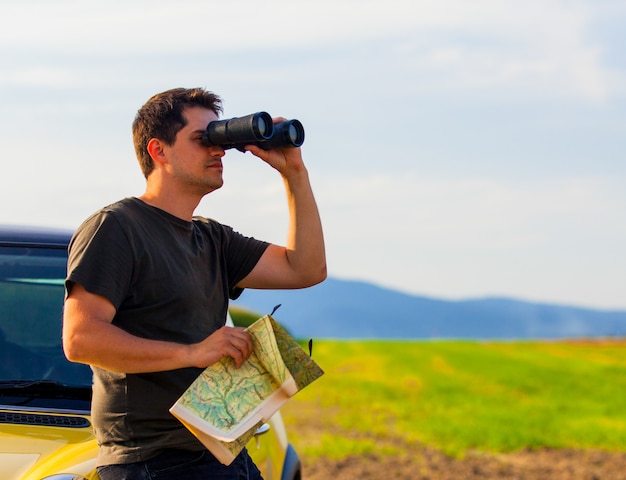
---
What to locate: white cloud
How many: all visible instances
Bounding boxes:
[0,0,591,50]
[313,172,626,307]
[318,173,621,248]
[1,0,619,102]
[0,67,74,87]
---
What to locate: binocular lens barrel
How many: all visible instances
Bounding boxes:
[264,119,305,149]
[202,112,274,148]
[202,112,305,151]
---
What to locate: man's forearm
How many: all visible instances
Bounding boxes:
[63,308,192,373]
[63,285,253,373]
[282,166,327,286]
[239,144,327,289]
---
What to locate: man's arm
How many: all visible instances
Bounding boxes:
[239,141,327,289]
[63,283,253,373]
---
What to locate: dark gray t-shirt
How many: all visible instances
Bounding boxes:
[65,197,269,466]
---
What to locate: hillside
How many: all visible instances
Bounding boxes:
[232,277,626,339]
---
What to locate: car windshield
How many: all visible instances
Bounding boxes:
[0,243,93,392]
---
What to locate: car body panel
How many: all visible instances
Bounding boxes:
[0,414,98,480]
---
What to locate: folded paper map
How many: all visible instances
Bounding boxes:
[170,313,324,465]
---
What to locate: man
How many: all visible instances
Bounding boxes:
[62,87,326,480]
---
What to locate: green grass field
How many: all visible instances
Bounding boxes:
[279,339,626,459]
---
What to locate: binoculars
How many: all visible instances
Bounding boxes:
[202,112,305,151]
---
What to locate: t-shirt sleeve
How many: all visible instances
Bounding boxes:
[223,227,270,300]
[65,211,133,309]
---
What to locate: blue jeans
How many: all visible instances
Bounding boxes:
[97,448,263,480]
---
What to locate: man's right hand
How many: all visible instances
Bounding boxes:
[190,326,254,369]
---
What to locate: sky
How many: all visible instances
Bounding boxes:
[1,0,625,310]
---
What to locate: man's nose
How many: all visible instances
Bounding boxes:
[207,144,226,157]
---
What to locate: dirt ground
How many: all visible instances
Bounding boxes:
[299,447,626,480]
[286,413,626,480]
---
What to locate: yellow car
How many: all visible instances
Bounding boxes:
[0,225,302,480]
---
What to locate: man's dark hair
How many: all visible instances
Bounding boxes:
[132,87,223,178]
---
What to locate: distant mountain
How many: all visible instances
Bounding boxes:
[232,277,626,339]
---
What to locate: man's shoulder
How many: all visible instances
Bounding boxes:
[79,197,138,223]
[191,215,214,225]
[100,197,142,215]
[191,215,233,238]
[72,198,143,240]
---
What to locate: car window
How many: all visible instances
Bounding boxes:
[0,244,93,387]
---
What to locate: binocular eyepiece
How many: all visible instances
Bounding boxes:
[202,112,305,151]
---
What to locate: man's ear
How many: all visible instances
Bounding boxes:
[147,138,167,165]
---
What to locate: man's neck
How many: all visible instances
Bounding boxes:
[138,191,201,222]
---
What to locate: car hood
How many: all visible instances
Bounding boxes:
[0,411,98,480]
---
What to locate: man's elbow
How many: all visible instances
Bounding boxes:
[317,263,328,284]
[303,262,327,287]
[62,338,82,364]
[62,331,90,365]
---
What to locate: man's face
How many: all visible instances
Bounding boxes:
[163,106,225,195]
